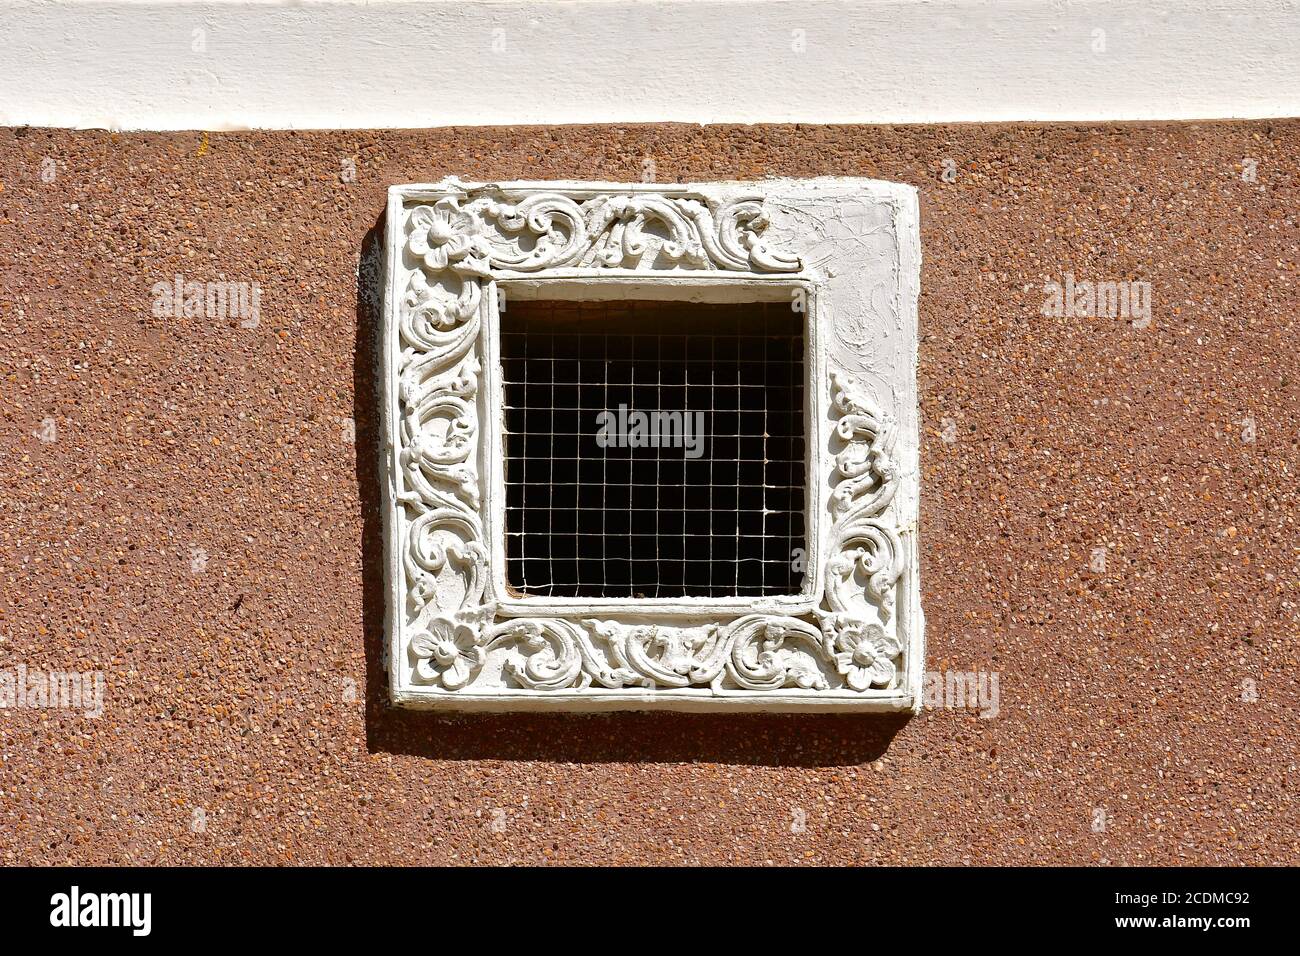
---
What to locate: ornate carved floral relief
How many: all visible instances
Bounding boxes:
[383,179,921,711]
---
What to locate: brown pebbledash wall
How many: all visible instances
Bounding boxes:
[1,122,1297,865]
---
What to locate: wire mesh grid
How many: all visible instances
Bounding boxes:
[501,299,806,598]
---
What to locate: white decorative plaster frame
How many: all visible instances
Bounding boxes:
[381,178,922,712]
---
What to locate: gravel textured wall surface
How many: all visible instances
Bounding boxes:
[1,122,1296,865]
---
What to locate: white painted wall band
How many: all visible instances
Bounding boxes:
[2,0,1298,131]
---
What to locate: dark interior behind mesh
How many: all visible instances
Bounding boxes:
[501,299,805,598]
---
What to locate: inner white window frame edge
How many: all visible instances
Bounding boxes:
[381,178,923,713]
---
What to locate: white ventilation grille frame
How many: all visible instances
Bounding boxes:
[381,178,922,712]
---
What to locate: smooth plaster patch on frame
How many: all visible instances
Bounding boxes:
[381,178,922,712]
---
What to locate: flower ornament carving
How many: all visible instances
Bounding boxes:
[822,614,902,690]
[409,199,494,278]
[385,180,919,710]
[410,613,485,690]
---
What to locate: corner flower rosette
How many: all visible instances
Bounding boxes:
[407,197,494,279]
[821,614,901,690]
[409,612,487,690]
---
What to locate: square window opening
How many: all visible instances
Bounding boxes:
[500,298,806,599]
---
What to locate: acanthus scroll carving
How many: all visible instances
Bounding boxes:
[405,188,802,297]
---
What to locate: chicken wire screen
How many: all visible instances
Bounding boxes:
[500,298,806,599]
